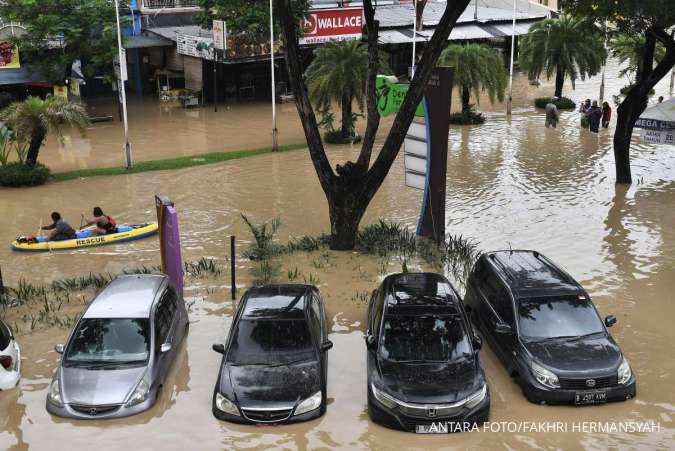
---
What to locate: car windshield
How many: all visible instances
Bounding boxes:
[518,297,605,340]
[379,315,472,362]
[227,319,316,366]
[64,318,150,364]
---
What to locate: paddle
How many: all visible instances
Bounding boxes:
[36,218,42,237]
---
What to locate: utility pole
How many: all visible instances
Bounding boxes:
[114,0,132,168]
[506,0,516,116]
[411,0,417,77]
[599,21,608,104]
[213,50,218,112]
[270,0,278,151]
[474,0,478,20]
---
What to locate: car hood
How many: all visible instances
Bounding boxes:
[223,361,320,408]
[524,335,621,374]
[60,366,145,406]
[377,358,479,404]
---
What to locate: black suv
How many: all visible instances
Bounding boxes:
[464,250,636,406]
[366,273,489,432]
[212,285,333,424]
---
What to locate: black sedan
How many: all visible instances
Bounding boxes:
[212,284,333,424]
[366,273,489,433]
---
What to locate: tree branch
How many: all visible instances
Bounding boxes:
[276,0,336,192]
[356,0,380,170]
[363,0,471,199]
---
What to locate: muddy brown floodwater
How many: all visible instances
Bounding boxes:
[1,60,674,450]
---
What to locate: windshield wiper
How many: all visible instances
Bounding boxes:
[70,360,146,369]
[268,358,313,368]
[538,331,604,342]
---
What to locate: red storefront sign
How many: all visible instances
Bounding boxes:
[300,8,363,45]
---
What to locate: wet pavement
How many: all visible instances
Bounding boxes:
[0,59,674,449]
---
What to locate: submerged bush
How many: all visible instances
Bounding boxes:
[449,111,485,125]
[534,96,576,109]
[0,162,50,187]
[324,130,362,145]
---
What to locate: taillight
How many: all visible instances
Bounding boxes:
[0,355,12,370]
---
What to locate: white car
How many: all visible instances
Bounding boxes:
[0,319,20,390]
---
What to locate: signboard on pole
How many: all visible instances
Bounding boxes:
[640,128,675,145]
[177,34,214,60]
[155,194,184,297]
[113,49,128,81]
[300,8,363,45]
[404,120,429,191]
[212,20,226,50]
[376,75,425,117]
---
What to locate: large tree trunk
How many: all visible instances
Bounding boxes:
[613,28,675,184]
[461,85,471,114]
[25,126,46,168]
[277,0,470,249]
[554,65,564,98]
[340,91,353,138]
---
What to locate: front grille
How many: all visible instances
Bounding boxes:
[399,404,464,419]
[559,376,616,390]
[69,404,121,416]
[241,408,293,423]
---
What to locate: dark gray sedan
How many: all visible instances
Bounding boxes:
[46,274,189,419]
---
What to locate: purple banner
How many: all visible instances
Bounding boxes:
[155,194,184,297]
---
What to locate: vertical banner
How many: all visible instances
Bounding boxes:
[213,20,226,50]
[416,66,453,243]
[155,194,184,297]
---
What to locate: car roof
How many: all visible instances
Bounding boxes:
[383,273,460,313]
[241,284,313,320]
[485,250,582,296]
[83,274,167,319]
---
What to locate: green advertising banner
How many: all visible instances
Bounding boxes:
[375,75,425,117]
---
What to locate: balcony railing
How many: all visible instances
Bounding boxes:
[141,0,200,9]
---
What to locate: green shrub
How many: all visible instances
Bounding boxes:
[534,97,576,109]
[619,85,655,96]
[449,111,486,125]
[324,130,362,145]
[0,162,51,187]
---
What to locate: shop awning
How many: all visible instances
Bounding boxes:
[379,22,505,44]
[0,66,47,86]
[123,35,174,49]
[489,21,536,36]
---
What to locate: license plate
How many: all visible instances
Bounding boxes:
[416,423,449,434]
[574,390,607,405]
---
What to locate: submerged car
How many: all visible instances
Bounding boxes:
[212,284,333,424]
[464,250,636,406]
[0,319,20,390]
[47,274,188,419]
[366,273,489,433]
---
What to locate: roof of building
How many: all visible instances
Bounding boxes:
[123,34,174,49]
[83,275,166,319]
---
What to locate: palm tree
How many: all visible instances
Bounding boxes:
[438,43,507,114]
[0,96,89,167]
[519,15,606,98]
[305,41,388,139]
[609,33,666,83]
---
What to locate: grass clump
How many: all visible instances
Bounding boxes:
[449,111,485,125]
[534,96,576,109]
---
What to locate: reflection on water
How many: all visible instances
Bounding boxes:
[0,61,673,449]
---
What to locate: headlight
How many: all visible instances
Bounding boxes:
[294,391,322,416]
[48,379,63,407]
[464,384,487,409]
[531,361,560,389]
[215,392,240,416]
[125,379,150,407]
[370,383,398,409]
[618,356,632,385]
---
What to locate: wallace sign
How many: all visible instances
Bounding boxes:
[299,8,363,45]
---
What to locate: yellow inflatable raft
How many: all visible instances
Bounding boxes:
[11,223,159,252]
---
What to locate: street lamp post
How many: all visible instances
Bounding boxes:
[114,0,132,168]
[506,0,516,116]
[411,0,418,76]
[270,0,278,151]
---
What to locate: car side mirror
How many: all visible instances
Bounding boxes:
[364,334,377,350]
[212,344,226,354]
[605,315,617,328]
[495,323,512,335]
[321,341,333,352]
[472,334,482,351]
[54,344,64,354]
[160,343,172,353]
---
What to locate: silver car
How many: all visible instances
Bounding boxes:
[46,274,189,419]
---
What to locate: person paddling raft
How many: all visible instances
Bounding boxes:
[41,212,76,241]
[81,207,118,236]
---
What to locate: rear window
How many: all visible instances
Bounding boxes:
[0,320,10,350]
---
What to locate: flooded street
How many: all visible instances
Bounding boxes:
[1,60,674,450]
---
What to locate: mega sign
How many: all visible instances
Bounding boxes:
[300,8,363,45]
